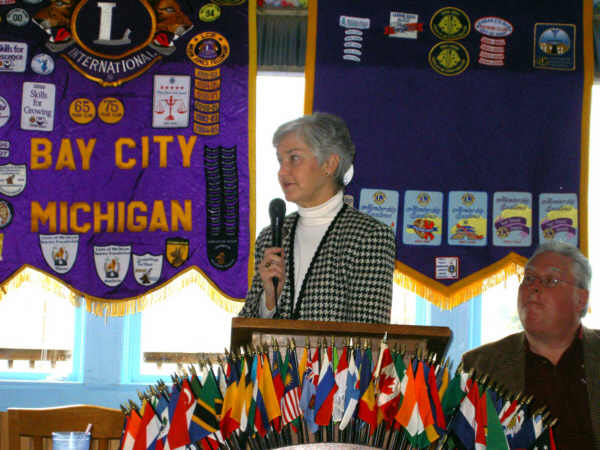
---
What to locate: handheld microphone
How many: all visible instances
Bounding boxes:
[269,198,286,295]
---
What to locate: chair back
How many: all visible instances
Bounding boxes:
[8,404,124,450]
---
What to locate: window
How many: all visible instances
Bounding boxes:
[0,267,83,380]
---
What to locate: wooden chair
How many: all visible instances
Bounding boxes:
[8,404,125,450]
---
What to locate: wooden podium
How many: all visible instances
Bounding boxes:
[230,318,451,358]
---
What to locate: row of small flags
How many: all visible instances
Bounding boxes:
[118,335,557,450]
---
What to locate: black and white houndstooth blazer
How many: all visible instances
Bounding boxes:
[238,204,396,323]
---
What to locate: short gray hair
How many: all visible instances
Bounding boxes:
[527,241,591,291]
[272,112,355,188]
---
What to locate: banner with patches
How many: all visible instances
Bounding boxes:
[306,0,593,308]
[0,0,255,311]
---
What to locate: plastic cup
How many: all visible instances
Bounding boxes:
[51,432,91,450]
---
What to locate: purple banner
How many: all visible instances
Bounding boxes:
[0,0,252,300]
[310,0,586,285]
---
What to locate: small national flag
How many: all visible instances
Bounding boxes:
[413,361,439,447]
[531,426,557,450]
[484,389,510,450]
[441,369,469,423]
[165,379,195,449]
[189,368,221,442]
[259,352,283,431]
[299,347,319,433]
[298,345,309,388]
[252,353,269,437]
[426,362,446,430]
[220,358,241,439]
[474,389,487,450]
[339,348,360,431]
[450,378,479,450]
[375,342,401,423]
[281,347,302,425]
[394,359,422,440]
[121,409,142,450]
[357,369,377,433]
[132,400,162,450]
[314,347,338,426]
[332,345,349,423]
[154,393,170,450]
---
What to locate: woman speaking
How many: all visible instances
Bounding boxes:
[238,112,396,323]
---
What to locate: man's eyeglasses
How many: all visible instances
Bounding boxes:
[520,273,581,289]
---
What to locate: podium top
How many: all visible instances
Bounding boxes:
[231,318,452,358]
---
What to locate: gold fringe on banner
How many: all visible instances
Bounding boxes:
[0,265,244,317]
[394,252,528,310]
[83,267,244,317]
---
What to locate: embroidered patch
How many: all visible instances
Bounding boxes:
[97,97,124,124]
[94,245,131,286]
[0,199,14,228]
[539,193,578,245]
[39,234,79,274]
[6,8,30,26]
[492,192,532,247]
[152,74,191,128]
[403,190,443,246]
[428,41,469,76]
[21,82,55,131]
[448,191,487,246]
[533,23,576,71]
[359,188,399,233]
[0,96,9,128]
[133,253,163,286]
[165,237,189,267]
[199,3,221,22]
[430,7,470,40]
[387,12,420,39]
[69,98,96,124]
[474,16,513,37]
[0,163,26,196]
[30,53,55,75]
[435,256,459,280]
[0,41,28,72]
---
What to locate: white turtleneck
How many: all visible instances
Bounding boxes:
[259,190,344,317]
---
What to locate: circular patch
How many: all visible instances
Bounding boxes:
[539,27,571,55]
[98,97,124,124]
[186,32,230,68]
[0,199,14,229]
[69,98,96,125]
[0,97,10,128]
[428,41,470,76]
[199,3,221,22]
[6,8,30,26]
[31,53,55,75]
[430,7,470,40]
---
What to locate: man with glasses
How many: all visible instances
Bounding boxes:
[462,241,600,449]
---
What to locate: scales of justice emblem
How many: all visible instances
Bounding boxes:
[155,94,188,122]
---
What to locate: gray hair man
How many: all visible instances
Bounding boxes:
[462,242,600,449]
